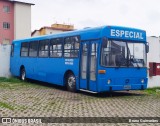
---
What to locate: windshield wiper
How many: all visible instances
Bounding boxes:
[130,57,141,69]
[134,59,141,69]
[135,61,140,69]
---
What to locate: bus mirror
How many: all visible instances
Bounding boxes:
[146,43,149,53]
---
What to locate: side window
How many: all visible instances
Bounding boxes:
[50,38,63,57]
[3,22,10,29]
[39,40,49,57]
[11,44,14,57]
[64,36,80,58]
[3,6,10,13]
[90,43,98,81]
[29,41,38,57]
[21,42,29,57]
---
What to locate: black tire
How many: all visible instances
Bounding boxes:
[66,73,76,92]
[20,68,26,81]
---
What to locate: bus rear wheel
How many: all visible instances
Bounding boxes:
[66,74,76,92]
[20,68,26,81]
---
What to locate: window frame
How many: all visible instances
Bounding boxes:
[100,39,128,67]
[29,41,39,57]
[11,44,14,57]
[100,38,147,68]
[50,38,63,58]
[90,42,98,81]
[38,39,49,58]
[64,36,80,58]
[3,22,10,29]
[20,42,29,57]
[3,6,10,13]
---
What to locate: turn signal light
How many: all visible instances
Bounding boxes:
[98,70,106,74]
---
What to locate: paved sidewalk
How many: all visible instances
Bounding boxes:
[0,81,159,126]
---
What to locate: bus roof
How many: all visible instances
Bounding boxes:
[12,25,146,43]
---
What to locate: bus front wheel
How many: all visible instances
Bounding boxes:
[20,68,26,81]
[66,74,76,92]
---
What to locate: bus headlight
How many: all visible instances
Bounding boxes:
[107,79,111,84]
[141,79,144,83]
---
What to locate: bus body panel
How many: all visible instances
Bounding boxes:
[97,67,147,92]
[11,56,80,86]
[10,25,148,93]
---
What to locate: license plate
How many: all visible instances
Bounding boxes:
[124,85,131,90]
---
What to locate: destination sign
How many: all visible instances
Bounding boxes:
[110,29,144,39]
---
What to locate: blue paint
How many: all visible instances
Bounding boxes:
[10,25,148,93]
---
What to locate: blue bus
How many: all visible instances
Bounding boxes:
[10,26,149,93]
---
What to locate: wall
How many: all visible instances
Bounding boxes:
[40,28,46,36]
[0,1,14,44]
[32,30,40,37]
[45,29,64,35]
[32,29,66,37]
[0,45,11,77]
[14,2,31,39]
[147,36,160,87]
[51,23,74,30]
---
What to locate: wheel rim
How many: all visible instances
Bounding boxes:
[21,70,25,80]
[68,75,75,88]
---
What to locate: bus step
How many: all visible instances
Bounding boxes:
[79,89,98,94]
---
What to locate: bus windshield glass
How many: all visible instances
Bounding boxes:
[101,39,147,67]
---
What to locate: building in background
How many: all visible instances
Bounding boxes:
[0,0,34,45]
[32,23,74,37]
[147,36,160,87]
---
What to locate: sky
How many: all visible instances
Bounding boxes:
[20,0,160,36]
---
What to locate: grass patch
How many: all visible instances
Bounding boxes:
[0,100,28,111]
[0,77,22,83]
[0,77,49,89]
[0,101,14,110]
[143,87,160,95]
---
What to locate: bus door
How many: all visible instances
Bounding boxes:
[80,41,98,92]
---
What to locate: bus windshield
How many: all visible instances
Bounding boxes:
[101,39,147,67]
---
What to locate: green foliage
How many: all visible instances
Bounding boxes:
[0,77,48,89]
[0,101,14,110]
[0,77,21,83]
[144,87,160,96]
